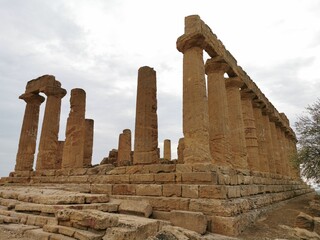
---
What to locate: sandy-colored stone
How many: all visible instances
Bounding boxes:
[36,86,66,170]
[118,199,152,217]
[177,138,185,164]
[241,92,259,172]
[62,88,86,169]
[170,210,207,234]
[163,139,171,161]
[15,93,45,171]
[205,58,232,167]
[83,119,94,168]
[226,77,247,170]
[295,212,314,231]
[133,66,159,165]
[117,129,132,166]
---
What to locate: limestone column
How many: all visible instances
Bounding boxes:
[61,88,86,168]
[83,119,94,167]
[225,77,248,170]
[117,129,132,166]
[133,66,158,164]
[261,112,276,174]
[253,104,269,173]
[205,58,231,166]
[176,36,211,164]
[269,119,282,175]
[55,141,64,169]
[163,139,171,160]
[36,86,66,170]
[241,92,260,172]
[177,138,185,164]
[15,93,45,171]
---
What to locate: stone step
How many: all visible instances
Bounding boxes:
[0,187,110,204]
[44,224,104,240]
[14,202,119,215]
[0,215,19,224]
[104,214,170,240]
[24,228,77,240]
[8,210,58,226]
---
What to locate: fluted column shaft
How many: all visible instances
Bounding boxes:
[118,129,132,166]
[133,66,159,164]
[163,139,171,160]
[226,77,248,170]
[261,113,276,174]
[83,119,94,167]
[205,58,231,166]
[241,93,259,172]
[180,45,211,163]
[269,120,282,175]
[36,86,66,170]
[253,106,269,173]
[62,88,86,168]
[15,93,45,171]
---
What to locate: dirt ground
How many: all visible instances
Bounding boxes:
[238,193,317,240]
[0,193,317,240]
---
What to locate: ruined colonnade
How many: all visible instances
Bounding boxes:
[15,75,94,172]
[176,15,299,178]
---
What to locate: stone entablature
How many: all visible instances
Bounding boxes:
[176,15,295,139]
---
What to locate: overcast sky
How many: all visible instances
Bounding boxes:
[0,0,319,177]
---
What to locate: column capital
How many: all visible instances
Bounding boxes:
[41,86,67,98]
[177,33,206,53]
[241,90,256,100]
[225,77,244,89]
[19,93,45,105]
[205,57,230,75]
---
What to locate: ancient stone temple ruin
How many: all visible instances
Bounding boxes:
[0,15,313,239]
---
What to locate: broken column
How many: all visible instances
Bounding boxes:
[36,86,66,170]
[177,138,185,164]
[61,88,86,169]
[117,129,132,166]
[176,16,211,163]
[163,139,171,161]
[83,119,94,168]
[15,93,45,171]
[133,66,159,165]
[241,92,260,172]
[205,58,232,167]
[225,77,248,170]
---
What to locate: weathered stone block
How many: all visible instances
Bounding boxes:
[118,200,152,217]
[136,184,162,196]
[129,173,154,183]
[181,185,198,198]
[227,186,241,198]
[154,173,176,183]
[163,184,182,197]
[176,164,192,173]
[113,184,136,195]
[198,185,227,199]
[170,210,207,234]
[90,184,112,194]
[181,172,217,183]
[295,212,314,231]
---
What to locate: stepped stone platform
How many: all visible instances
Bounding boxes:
[0,14,314,238]
[0,163,313,236]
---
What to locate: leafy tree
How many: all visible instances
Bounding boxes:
[295,99,320,182]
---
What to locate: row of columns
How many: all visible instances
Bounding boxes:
[177,36,299,178]
[15,76,94,171]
